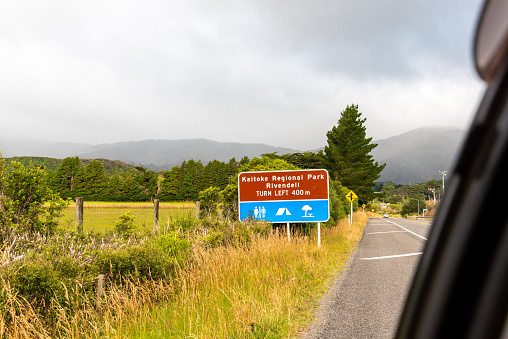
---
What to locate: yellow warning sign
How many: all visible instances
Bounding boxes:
[345,190,358,203]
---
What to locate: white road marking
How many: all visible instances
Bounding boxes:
[367,231,407,234]
[385,220,428,240]
[360,252,423,260]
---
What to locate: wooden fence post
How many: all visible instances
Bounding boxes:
[153,199,160,235]
[75,197,83,233]
[195,201,200,222]
[96,274,105,311]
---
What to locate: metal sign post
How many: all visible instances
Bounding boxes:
[345,190,358,225]
[318,222,321,248]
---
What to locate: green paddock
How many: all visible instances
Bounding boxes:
[58,201,196,233]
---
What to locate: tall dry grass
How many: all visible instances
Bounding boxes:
[0,212,367,338]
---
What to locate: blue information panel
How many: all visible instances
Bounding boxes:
[239,199,329,223]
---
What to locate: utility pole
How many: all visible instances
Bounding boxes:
[428,188,436,202]
[439,170,447,198]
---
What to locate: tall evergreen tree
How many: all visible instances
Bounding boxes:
[74,160,107,200]
[320,104,385,203]
[202,160,218,189]
[133,166,158,200]
[191,160,205,198]
[107,174,122,200]
[158,166,181,201]
[178,161,193,200]
[49,157,82,197]
[226,157,239,184]
[262,152,323,169]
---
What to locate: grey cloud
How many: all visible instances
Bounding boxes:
[0,0,486,150]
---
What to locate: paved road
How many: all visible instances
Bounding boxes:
[300,217,431,339]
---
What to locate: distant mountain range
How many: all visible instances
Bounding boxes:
[0,138,299,172]
[0,126,465,184]
[371,127,464,184]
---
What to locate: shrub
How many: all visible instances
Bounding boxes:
[0,159,69,238]
[198,218,272,248]
[114,212,136,239]
[7,258,69,321]
[200,229,225,248]
[154,232,190,266]
[198,186,223,218]
[95,242,177,283]
[401,197,426,215]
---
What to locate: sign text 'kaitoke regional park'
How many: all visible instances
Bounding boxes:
[238,169,329,223]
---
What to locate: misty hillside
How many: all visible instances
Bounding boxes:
[0,138,95,159]
[78,139,300,170]
[371,127,465,184]
[0,138,299,171]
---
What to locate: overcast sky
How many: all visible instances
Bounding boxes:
[0,0,486,151]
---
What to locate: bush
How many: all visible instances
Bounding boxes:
[114,212,136,239]
[0,159,69,238]
[198,218,271,248]
[401,197,426,215]
[10,259,63,312]
[200,229,225,248]
[198,186,223,218]
[95,243,177,283]
[154,232,190,265]
[4,253,94,321]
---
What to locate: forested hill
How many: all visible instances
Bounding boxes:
[5,157,135,175]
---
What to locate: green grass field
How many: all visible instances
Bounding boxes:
[58,201,196,233]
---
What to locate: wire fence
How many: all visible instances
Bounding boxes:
[58,200,197,234]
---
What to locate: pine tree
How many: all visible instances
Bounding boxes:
[191,160,204,199]
[133,166,158,200]
[178,161,193,200]
[49,157,82,197]
[320,104,385,203]
[74,160,107,200]
[107,174,122,200]
[158,167,180,201]
[202,160,217,189]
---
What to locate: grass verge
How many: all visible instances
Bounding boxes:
[114,212,367,338]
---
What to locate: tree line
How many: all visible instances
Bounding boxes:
[376,179,443,215]
[46,156,250,202]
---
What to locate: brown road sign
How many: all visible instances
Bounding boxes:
[238,169,329,202]
[238,169,329,222]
